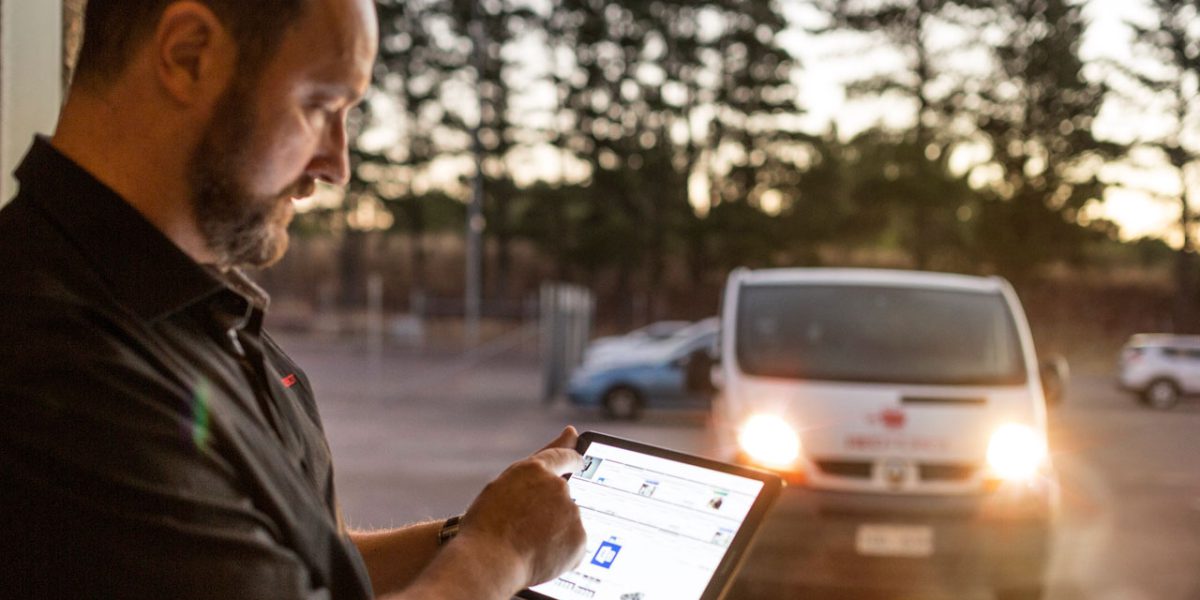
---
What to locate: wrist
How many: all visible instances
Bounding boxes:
[437,514,462,545]
[412,528,531,599]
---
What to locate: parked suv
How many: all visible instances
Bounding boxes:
[1118,334,1200,409]
[715,268,1059,599]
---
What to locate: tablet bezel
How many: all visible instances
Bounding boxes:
[516,431,784,600]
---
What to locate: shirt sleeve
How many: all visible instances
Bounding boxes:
[0,295,333,600]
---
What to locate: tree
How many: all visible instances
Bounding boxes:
[839,128,978,270]
[441,0,544,300]
[1116,0,1200,330]
[968,0,1115,279]
[813,0,985,269]
[539,0,804,322]
[349,0,465,305]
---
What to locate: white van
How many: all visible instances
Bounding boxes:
[715,268,1059,600]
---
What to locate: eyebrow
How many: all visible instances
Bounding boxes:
[310,81,367,106]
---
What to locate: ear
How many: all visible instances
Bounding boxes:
[153,2,236,107]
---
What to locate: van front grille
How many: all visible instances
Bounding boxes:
[814,459,980,482]
[918,463,978,481]
[815,460,873,479]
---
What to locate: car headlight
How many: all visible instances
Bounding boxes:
[738,414,801,469]
[986,423,1047,482]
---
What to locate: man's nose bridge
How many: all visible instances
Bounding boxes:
[312,116,350,185]
[330,116,350,184]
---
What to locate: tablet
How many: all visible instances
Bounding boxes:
[519,431,783,600]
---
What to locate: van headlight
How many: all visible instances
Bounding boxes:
[986,423,1046,482]
[738,414,801,469]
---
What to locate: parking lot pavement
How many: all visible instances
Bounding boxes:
[1043,376,1200,600]
[279,334,1200,599]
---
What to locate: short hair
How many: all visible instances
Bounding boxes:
[73,0,310,87]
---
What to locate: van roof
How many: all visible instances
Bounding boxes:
[1127,333,1200,348]
[733,268,1005,293]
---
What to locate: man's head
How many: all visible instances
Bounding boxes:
[69,0,377,269]
[73,0,307,91]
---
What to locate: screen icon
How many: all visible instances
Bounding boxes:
[591,541,622,569]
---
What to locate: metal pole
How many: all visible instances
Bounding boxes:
[541,284,556,403]
[366,272,383,360]
[465,1,487,347]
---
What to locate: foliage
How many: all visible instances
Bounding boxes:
[295,0,1182,317]
[1112,0,1200,330]
[967,0,1117,278]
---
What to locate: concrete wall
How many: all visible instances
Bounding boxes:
[0,0,65,205]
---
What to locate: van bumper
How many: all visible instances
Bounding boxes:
[730,486,1055,596]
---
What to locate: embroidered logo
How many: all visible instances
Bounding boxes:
[281,374,298,388]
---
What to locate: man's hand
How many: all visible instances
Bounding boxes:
[372,427,587,600]
[456,426,587,588]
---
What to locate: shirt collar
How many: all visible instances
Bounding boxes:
[13,136,260,324]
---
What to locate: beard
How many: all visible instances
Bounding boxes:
[188,75,305,270]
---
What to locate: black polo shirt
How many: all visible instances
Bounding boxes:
[0,138,372,599]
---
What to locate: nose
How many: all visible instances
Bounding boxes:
[306,112,350,186]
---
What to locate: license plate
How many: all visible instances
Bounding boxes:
[855,524,934,557]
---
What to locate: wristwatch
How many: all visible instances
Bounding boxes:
[437,514,462,545]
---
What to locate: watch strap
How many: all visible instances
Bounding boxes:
[437,514,462,545]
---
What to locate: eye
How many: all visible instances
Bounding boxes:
[305,96,341,117]
[306,102,335,116]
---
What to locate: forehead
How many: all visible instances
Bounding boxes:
[260,0,378,97]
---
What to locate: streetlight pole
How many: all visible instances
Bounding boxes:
[465,0,486,347]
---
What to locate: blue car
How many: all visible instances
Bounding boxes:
[568,319,718,419]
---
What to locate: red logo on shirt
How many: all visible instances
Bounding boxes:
[281,374,298,388]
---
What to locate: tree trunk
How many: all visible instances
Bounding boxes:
[338,228,367,309]
[1171,147,1197,332]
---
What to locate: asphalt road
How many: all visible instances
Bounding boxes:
[279,335,1200,600]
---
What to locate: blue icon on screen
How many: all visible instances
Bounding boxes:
[591,541,622,568]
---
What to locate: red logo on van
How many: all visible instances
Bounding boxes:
[870,408,906,430]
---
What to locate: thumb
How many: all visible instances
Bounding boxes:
[537,425,579,454]
[532,447,584,477]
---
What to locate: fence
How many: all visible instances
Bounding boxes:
[539,283,594,404]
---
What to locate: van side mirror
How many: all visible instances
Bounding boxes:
[710,365,725,390]
[1039,354,1069,406]
[683,349,717,393]
[706,344,723,390]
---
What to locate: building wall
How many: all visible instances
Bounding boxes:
[0,0,64,204]
[64,0,83,84]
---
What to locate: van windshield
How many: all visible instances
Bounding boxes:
[735,284,1027,385]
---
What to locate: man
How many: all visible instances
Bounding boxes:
[0,0,585,598]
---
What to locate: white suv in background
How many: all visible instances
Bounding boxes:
[715,268,1059,600]
[1118,334,1200,409]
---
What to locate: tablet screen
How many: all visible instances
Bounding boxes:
[524,438,770,600]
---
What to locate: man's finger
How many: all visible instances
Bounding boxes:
[531,447,584,476]
[537,425,579,453]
